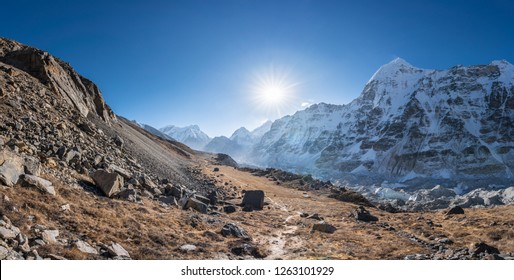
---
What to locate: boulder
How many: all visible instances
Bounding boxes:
[471,242,500,255]
[169,185,183,199]
[184,197,208,214]
[21,175,56,196]
[108,242,130,258]
[91,170,124,197]
[446,206,465,215]
[74,240,98,254]
[221,223,250,240]
[141,174,157,190]
[312,222,337,234]
[109,164,132,179]
[242,190,265,210]
[207,190,219,205]
[352,206,379,222]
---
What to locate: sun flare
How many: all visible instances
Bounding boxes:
[250,65,299,117]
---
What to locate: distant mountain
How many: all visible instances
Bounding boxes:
[132,121,174,141]
[204,121,273,163]
[249,58,514,191]
[160,125,211,150]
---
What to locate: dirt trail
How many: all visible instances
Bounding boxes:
[204,165,514,259]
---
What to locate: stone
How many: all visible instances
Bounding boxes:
[180,244,197,252]
[113,135,124,147]
[352,206,379,222]
[207,190,219,205]
[158,196,177,206]
[0,226,16,239]
[223,205,236,213]
[141,174,157,190]
[306,213,323,220]
[0,245,8,259]
[74,240,98,254]
[242,190,265,210]
[108,242,130,258]
[446,206,465,215]
[0,161,23,187]
[472,242,500,255]
[221,223,250,240]
[195,195,211,205]
[91,169,124,197]
[21,175,56,196]
[60,204,70,211]
[184,197,208,214]
[23,156,41,176]
[116,189,138,202]
[169,185,183,199]
[312,222,337,234]
[64,149,81,164]
[41,230,59,244]
[109,164,132,179]
[213,167,220,172]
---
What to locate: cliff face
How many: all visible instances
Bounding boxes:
[0,37,115,124]
[251,59,514,189]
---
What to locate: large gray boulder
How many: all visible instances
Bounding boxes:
[242,190,265,210]
[91,170,123,197]
[312,222,337,234]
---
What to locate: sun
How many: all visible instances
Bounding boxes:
[250,64,299,117]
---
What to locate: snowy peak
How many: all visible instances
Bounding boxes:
[160,124,211,150]
[251,121,273,138]
[230,127,253,145]
[369,57,425,82]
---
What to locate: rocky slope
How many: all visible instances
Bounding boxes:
[249,58,514,193]
[1,38,512,260]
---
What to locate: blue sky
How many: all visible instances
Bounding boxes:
[1,0,513,136]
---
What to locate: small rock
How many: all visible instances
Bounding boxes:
[213,167,220,172]
[221,223,250,240]
[158,196,177,206]
[23,157,41,176]
[446,206,465,215]
[184,197,208,214]
[74,240,98,254]
[223,205,236,213]
[306,213,323,220]
[352,206,379,222]
[60,204,70,211]
[108,242,130,258]
[180,244,197,252]
[113,136,124,148]
[41,230,59,244]
[0,245,9,259]
[0,226,16,240]
[312,222,337,234]
[0,160,23,187]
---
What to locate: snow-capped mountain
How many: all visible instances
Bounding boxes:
[204,121,273,163]
[160,125,211,150]
[250,58,514,191]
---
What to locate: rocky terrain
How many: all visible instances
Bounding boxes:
[1,37,513,260]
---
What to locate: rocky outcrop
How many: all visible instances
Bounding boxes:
[0,37,115,124]
[91,170,123,197]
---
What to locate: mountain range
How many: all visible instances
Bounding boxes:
[170,58,514,194]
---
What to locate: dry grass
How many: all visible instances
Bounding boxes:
[1,163,513,260]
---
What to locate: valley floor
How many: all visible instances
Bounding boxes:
[1,160,513,260]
